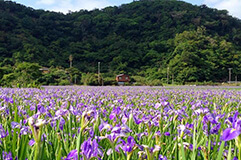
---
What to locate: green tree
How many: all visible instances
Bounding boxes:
[1,62,42,87]
[168,27,236,83]
[81,73,99,86]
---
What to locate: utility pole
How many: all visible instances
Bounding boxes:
[228,68,232,83]
[98,62,100,85]
[69,55,73,68]
[167,67,169,84]
[75,74,77,84]
[172,74,174,85]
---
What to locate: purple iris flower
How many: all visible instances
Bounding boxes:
[136,132,148,140]
[0,124,8,138]
[109,107,122,120]
[59,117,65,131]
[122,136,136,153]
[121,116,128,124]
[161,101,169,107]
[111,124,132,134]
[203,113,218,124]
[221,112,241,141]
[141,145,162,159]
[20,126,29,135]
[65,149,78,160]
[158,154,167,160]
[55,109,69,117]
[81,138,102,160]
[37,104,46,114]
[233,157,238,160]
[11,122,30,136]
[133,115,142,125]
[2,151,13,160]
[177,124,191,138]
[201,112,222,135]
[154,103,162,109]
[222,128,240,141]
[115,138,126,152]
[11,122,21,129]
[164,132,170,136]
[99,120,112,132]
[30,105,35,111]
[210,124,221,135]
[187,143,202,151]
[89,128,94,138]
[82,110,97,123]
[29,139,35,146]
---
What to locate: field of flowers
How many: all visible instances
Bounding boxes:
[0,86,241,160]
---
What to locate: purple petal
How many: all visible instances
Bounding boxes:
[233,157,238,160]
[65,149,77,160]
[11,122,20,129]
[164,132,170,136]
[109,113,116,120]
[29,139,35,146]
[127,136,134,144]
[221,128,240,141]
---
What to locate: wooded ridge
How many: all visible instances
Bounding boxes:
[0,0,241,86]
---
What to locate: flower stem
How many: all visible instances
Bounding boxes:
[239,147,241,160]
[77,128,83,160]
[127,154,131,160]
[34,142,41,160]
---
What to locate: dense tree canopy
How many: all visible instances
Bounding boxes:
[0,0,241,85]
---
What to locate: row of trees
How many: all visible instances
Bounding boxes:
[0,62,99,87]
[0,61,167,87]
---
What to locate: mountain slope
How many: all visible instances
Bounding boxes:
[1,0,241,83]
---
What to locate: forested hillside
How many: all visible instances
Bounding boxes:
[1,0,241,86]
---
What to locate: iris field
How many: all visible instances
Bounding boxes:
[0,86,241,160]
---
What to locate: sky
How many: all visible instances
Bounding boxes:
[9,0,241,19]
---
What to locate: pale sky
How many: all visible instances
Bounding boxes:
[8,0,241,19]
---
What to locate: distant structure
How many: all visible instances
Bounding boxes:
[39,67,49,74]
[116,74,130,85]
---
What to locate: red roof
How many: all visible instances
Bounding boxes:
[116,74,130,82]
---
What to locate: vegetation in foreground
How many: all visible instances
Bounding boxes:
[0,86,241,159]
